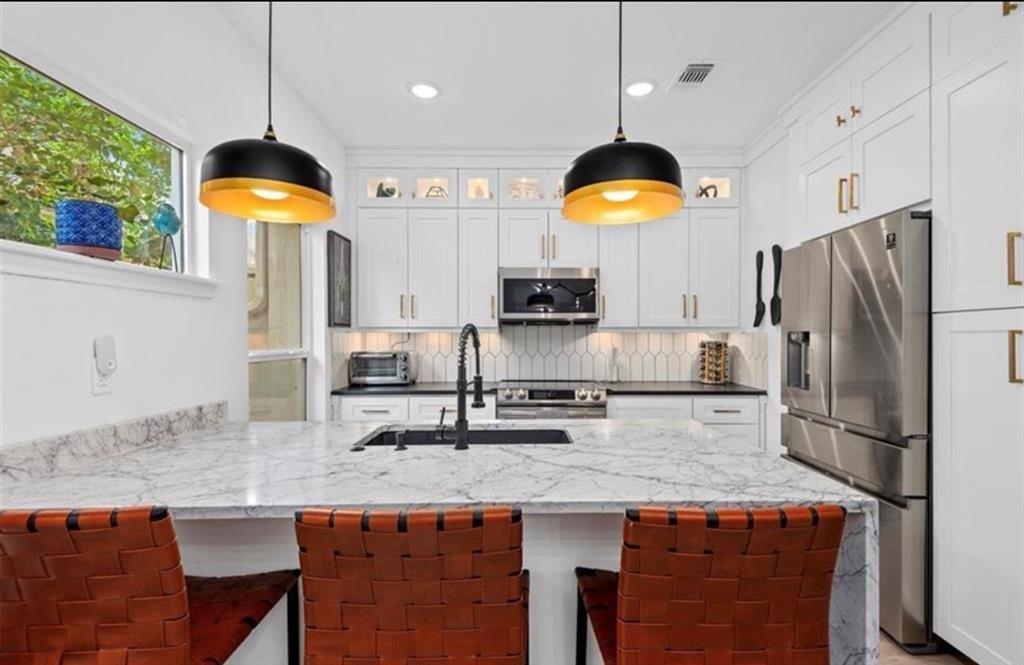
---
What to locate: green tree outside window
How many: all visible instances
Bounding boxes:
[0,52,182,270]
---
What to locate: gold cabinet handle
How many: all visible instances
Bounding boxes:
[692,294,698,319]
[411,294,416,319]
[682,294,688,318]
[849,172,860,210]
[540,234,546,259]
[490,294,496,319]
[1004,1,1019,16]
[850,105,861,118]
[1008,231,1023,285]
[601,295,606,320]
[1010,330,1023,384]
[838,177,849,214]
[400,294,405,319]
[836,114,846,127]
[552,234,557,260]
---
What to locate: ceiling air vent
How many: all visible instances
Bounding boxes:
[672,62,716,90]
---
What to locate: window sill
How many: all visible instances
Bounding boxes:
[0,239,219,299]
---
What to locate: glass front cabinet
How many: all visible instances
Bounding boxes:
[458,169,498,208]
[358,169,459,207]
[682,168,740,208]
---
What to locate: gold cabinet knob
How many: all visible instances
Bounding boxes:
[836,114,846,127]
[1004,1,1018,16]
[850,105,861,117]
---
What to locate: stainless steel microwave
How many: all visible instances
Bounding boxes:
[498,268,599,324]
[348,352,416,385]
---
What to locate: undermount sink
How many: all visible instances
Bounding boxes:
[351,426,572,450]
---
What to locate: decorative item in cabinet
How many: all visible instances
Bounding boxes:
[509,178,541,200]
[499,170,546,207]
[459,169,497,207]
[683,168,739,207]
[698,340,730,384]
[410,170,457,206]
[327,231,351,327]
[359,170,407,206]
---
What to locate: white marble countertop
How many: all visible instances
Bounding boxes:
[1,419,872,519]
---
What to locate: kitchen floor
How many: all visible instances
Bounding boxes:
[881,634,974,665]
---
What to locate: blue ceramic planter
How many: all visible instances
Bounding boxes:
[55,199,122,260]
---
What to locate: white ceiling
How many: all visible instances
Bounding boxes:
[219,2,898,151]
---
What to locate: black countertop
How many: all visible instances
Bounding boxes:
[332,381,765,396]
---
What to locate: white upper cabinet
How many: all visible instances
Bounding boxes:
[459,209,499,327]
[795,140,853,240]
[499,209,548,267]
[547,212,599,268]
[598,224,639,328]
[546,169,567,209]
[499,169,548,207]
[407,210,458,328]
[357,208,408,327]
[458,169,498,208]
[850,90,930,222]
[932,1,1023,83]
[358,169,409,207]
[638,214,689,327]
[408,169,458,207]
[933,308,1024,665]
[683,168,740,208]
[793,68,853,164]
[932,31,1024,312]
[850,6,930,129]
[688,209,741,328]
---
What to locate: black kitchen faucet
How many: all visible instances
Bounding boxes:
[453,322,485,450]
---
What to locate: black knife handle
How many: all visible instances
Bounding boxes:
[755,251,764,295]
[771,245,783,297]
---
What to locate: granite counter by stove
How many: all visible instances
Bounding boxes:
[0,419,877,663]
[332,380,765,396]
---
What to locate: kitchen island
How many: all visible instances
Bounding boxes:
[2,417,877,664]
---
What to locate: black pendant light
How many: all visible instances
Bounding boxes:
[200,2,335,223]
[562,1,682,225]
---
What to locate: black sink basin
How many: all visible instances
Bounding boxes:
[352,427,572,450]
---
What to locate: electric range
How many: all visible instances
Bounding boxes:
[495,380,607,419]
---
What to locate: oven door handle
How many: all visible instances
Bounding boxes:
[498,406,606,419]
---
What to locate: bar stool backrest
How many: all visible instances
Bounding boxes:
[0,506,188,663]
[295,505,527,664]
[618,505,846,664]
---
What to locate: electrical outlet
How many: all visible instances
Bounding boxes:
[92,361,112,395]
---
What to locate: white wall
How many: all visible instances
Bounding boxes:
[0,2,346,446]
[740,126,790,454]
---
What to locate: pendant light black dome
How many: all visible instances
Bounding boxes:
[200,2,335,223]
[562,2,682,225]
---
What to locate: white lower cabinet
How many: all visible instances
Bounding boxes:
[607,395,764,447]
[607,396,694,420]
[933,308,1024,665]
[407,395,497,422]
[335,396,409,422]
[333,395,496,423]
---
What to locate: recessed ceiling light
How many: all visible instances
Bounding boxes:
[409,82,440,100]
[626,80,656,97]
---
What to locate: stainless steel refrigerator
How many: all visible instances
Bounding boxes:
[780,207,932,649]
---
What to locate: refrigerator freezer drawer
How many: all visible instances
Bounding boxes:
[782,414,927,499]
[879,498,931,647]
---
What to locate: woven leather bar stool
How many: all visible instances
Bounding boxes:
[574,505,846,665]
[0,506,300,665]
[295,505,529,664]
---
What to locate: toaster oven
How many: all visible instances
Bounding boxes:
[348,352,416,386]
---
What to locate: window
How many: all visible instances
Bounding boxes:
[247,221,307,420]
[0,51,184,270]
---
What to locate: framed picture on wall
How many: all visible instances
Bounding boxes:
[327,231,351,327]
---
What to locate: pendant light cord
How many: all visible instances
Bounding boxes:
[264,1,277,140]
[615,0,626,142]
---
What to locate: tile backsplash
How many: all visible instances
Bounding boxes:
[333,328,768,389]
